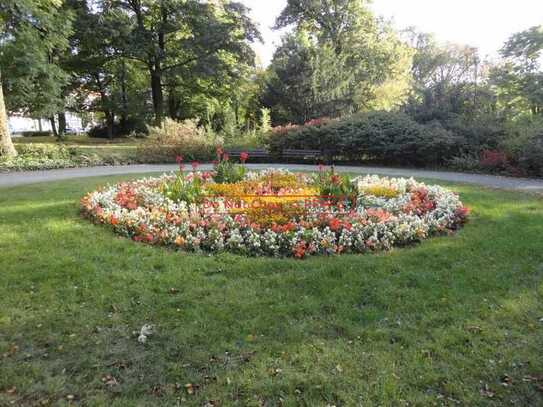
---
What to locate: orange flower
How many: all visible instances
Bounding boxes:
[175,236,186,247]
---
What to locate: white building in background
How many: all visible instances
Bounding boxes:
[8,112,88,136]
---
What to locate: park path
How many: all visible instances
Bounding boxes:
[1,163,543,193]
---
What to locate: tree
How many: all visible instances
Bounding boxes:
[102,0,260,125]
[0,70,16,157]
[265,0,413,124]
[495,25,543,117]
[0,0,72,145]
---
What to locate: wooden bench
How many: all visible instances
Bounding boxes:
[226,148,270,160]
[282,149,323,162]
[226,148,325,163]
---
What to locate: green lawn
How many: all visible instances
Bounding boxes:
[1,175,542,406]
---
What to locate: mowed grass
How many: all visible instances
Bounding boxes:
[1,174,542,406]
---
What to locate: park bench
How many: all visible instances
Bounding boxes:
[281,148,323,163]
[226,148,325,163]
[226,148,270,160]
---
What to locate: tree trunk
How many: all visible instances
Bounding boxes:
[120,59,129,132]
[38,118,43,132]
[58,112,66,139]
[0,71,17,158]
[106,111,114,139]
[50,117,58,138]
[150,67,164,125]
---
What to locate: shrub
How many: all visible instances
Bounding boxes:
[16,144,72,160]
[479,150,509,170]
[88,119,146,139]
[20,131,53,137]
[267,112,462,165]
[138,119,217,163]
[517,135,543,177]
[213,147,246,184]
[447,153,482,172]
[501,118,543,177]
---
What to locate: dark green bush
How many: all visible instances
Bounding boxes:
[517,135,543,177]
[267,111,463,165]
[20,131,53,137]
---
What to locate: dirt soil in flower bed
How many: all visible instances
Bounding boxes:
[1,174,542,405]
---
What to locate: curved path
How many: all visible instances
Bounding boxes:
[1,163,543,193]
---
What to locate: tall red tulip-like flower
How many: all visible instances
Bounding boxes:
[240,151,249,164]
[176,155,184,172]
[191,161,200,171]
[222,153,229,162]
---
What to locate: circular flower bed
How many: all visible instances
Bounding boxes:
[80,167,469,258]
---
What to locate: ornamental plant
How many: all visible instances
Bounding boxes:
[213,147,248,184]
[160,155,206,203]
[314,165,358,207]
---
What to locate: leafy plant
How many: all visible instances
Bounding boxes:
[212,147,247,184]
[138,119,217,163]
[313,166,358,206]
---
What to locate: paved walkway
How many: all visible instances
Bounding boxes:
[1,164,543,193]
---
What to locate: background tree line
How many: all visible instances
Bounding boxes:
[1,0,542,175]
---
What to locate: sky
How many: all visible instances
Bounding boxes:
[241,0,543,66]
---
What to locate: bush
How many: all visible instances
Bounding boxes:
[16,144,72,160]
[88,119,146,138]
[138,119,217,163]
[500,117,543,177]
[20,131,53,137]
[0,144,109,172]
[447,153,482,172]
[267,112,463,165]
[517,135,543,177]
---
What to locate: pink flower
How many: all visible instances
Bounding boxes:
[176,155,183,164]
[240,151,249,164]
[191,161,200,170]
[222,153,229,162]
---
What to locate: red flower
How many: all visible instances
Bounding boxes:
[328,218,342,231]
[293,241,307,258]
[191,161,200,170]
[222,153,230,162]
[176,155,183,164]
[240,151,249,164]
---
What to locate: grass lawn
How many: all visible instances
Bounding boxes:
[1,174,542,406]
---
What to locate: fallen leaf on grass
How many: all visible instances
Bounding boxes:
[480,384,495,398]
[101,374,119,386]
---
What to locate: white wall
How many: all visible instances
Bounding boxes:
[8,113,86,134]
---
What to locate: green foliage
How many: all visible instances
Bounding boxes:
[265,1,413,124]
[161,173,204,204]
[0,0,73,118]
[313,166,358,204]
[268,111,462,165]
[138,119,216,163]
[0,143,106,171]
[213,159,246,184]
[20,131,54,138]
